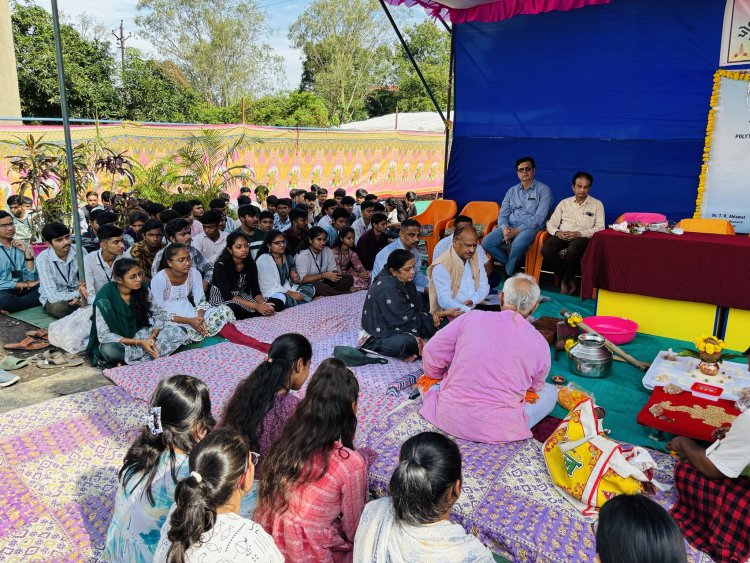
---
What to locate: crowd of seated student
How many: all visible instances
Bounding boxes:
[5,185,725,561]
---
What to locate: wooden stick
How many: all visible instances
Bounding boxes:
[561,310,651,371]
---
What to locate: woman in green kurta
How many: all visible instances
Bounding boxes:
[87,258,188,367]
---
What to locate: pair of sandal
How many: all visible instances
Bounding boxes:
[0,355,28,388]
[4,328,50,352]
[27,350,83,369]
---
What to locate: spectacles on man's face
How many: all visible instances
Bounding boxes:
[272,240,287,246]
[517,166,533,172]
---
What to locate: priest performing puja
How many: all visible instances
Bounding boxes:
[2,1,750,562]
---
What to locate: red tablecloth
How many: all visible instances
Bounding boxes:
[637,387,741,441]
[581,230,750,310]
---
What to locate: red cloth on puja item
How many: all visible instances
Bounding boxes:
[671,463,750,563]
[580,230,750,309]
[636,387,740,442]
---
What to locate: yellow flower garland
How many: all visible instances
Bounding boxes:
[694,69,750,218]
[693,334,724,354]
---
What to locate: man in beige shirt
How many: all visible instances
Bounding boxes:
[541,172,604,295]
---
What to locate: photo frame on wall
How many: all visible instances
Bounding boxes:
[720,0,750,66]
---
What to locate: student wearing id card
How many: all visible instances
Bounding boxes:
[0,210,40,314]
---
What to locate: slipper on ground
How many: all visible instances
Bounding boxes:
[0,356,29,370]
[4,336,50,351]
[0,368,20,387]
[37,357,84,369]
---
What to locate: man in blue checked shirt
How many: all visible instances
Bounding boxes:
[482,156,553,277]
[0,210,40,314]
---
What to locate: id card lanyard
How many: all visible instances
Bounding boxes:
[0,244,21,271]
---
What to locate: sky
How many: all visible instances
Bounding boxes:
[37,0,425,91]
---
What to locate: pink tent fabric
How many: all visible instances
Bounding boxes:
[384,0,611,23]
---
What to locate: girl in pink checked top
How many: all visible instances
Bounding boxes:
[254,358,368,562]
[332,227,371,292]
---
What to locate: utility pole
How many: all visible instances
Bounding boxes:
[111,20,131,79]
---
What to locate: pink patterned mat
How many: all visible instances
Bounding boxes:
[9,293,713,562]
[0,386,142,561]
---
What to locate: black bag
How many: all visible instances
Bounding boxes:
[333,345,388,367]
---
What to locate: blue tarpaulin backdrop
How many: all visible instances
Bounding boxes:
[445,0,725,223]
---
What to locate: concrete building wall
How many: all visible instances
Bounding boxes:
[0,0,22,123]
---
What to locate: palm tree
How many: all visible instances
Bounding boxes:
[176,129,257,202]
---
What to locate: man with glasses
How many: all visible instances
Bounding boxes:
[427,224,489,315]
[0,210,40,314]
[482,156,553,278]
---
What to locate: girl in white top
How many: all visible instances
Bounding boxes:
[255,229,315,310]
[105,375,215,562]
[354,432,493,563]
[294,226,353,297]
[153,427,283,563]
[150,243,234,342]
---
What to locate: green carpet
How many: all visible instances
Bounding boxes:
[533,290,748,450]
[176,335,227,352]
[6,306,56,329]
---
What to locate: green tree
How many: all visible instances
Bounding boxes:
[121,48,203,122]
[11,2,120,119]
[393,20,450,113]
[289,0,396,125]
[136,0,284,107]
[248,92,330,128]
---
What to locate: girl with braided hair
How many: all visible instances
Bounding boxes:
[105,375,214,562]
[152,428,282,563]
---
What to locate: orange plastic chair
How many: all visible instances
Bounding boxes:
[412,199,457,262]
[524,230,550,283]
[676,218,735,235]
[444,201,500,240]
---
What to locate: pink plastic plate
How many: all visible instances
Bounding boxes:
[582,316,639,345]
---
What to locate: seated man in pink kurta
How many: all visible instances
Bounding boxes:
[419,273,557,443]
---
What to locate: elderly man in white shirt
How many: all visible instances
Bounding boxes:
[541,172,604,295]
[427,225,490,314]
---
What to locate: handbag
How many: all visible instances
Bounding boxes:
[542,398,666,515]
[47,306,92,354]
[333,345,388,367]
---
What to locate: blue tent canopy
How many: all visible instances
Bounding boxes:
[444,0,725,223]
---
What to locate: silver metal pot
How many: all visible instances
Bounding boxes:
[568,334,612,378]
